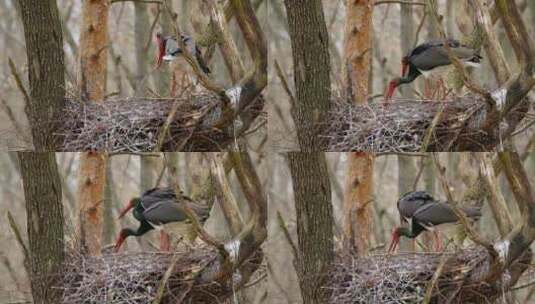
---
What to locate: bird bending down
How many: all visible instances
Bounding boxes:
[385,39,482,100]
[155,33,211,74]
[388,191,481,253]
[114,187,210,252]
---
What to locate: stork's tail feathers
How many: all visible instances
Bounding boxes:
[463,54,483,68]
[460,206,482,220]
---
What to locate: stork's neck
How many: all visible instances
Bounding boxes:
[398,68,420,85]
[397,226,418,239]
[131,220,154,236]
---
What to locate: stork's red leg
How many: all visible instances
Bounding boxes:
[160,231,171,251]
[432,230,443,251]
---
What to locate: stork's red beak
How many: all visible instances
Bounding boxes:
[118,201,133,219]
[114,231,127,253]
[387,230,400,253]
[384,80,398,101]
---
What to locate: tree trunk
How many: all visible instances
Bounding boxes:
[18,153,64,304]
[287,152,333,304]
[343,152,374,255]
[79,0,108,101]
[342,1,375,255]
[77,0,109,256]
[283,0,331,151]
[77,153,107,255]
[134,2,150,96]
[343,0,373,104]
[17,0,64,150]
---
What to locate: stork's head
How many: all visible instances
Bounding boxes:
[401,56,409,77]
[385,78,402,101]
[156,33,165,68]
[114,228,133,252]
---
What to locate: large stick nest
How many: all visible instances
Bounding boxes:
[55,93,265,152]
[59,245,264,304]
[322,97,532,152]
[327,246,532,304]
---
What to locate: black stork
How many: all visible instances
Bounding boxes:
[385,39,482,100]
[388,191,481,253]
[114,187,210,252]
[155,33,211,74]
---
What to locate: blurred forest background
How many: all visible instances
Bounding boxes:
[0,0,267,151]
[268,1,535,151]
[0,152,269,303]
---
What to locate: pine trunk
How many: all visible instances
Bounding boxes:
[18,153,64,304]
[17,0,64,150]
[343,0,373,104]
[77,0,109,256]
[343,152,374,254]
[342,0,375,255]
[77,153,107,255]
[287,152,334,304]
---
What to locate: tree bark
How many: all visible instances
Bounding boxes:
[18,152,64,304]
[77,153,107,256]
[17,0,64,150]
[287,152,333,304]
[343,0,373,104]
[76,0,109,256]
[341,1,375,255]
[283,0,331,151]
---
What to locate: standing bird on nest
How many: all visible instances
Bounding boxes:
[114,187,210,252]
[388,191,481,253]
[385,39,482,100]
[155,33,211,74]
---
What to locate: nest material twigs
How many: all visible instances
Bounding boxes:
[327,247,530,304]
[55,93,264,152]
[322,98,484,152]
[60,244,265,304]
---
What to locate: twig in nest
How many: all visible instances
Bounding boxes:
[152,253,180,304]
[420,103,446,152]
[423,250,449,303]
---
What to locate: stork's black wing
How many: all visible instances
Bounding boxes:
[413,202,481,226]
[397,191,437,220]
[141,187,177,209]
[143,200,188,225]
